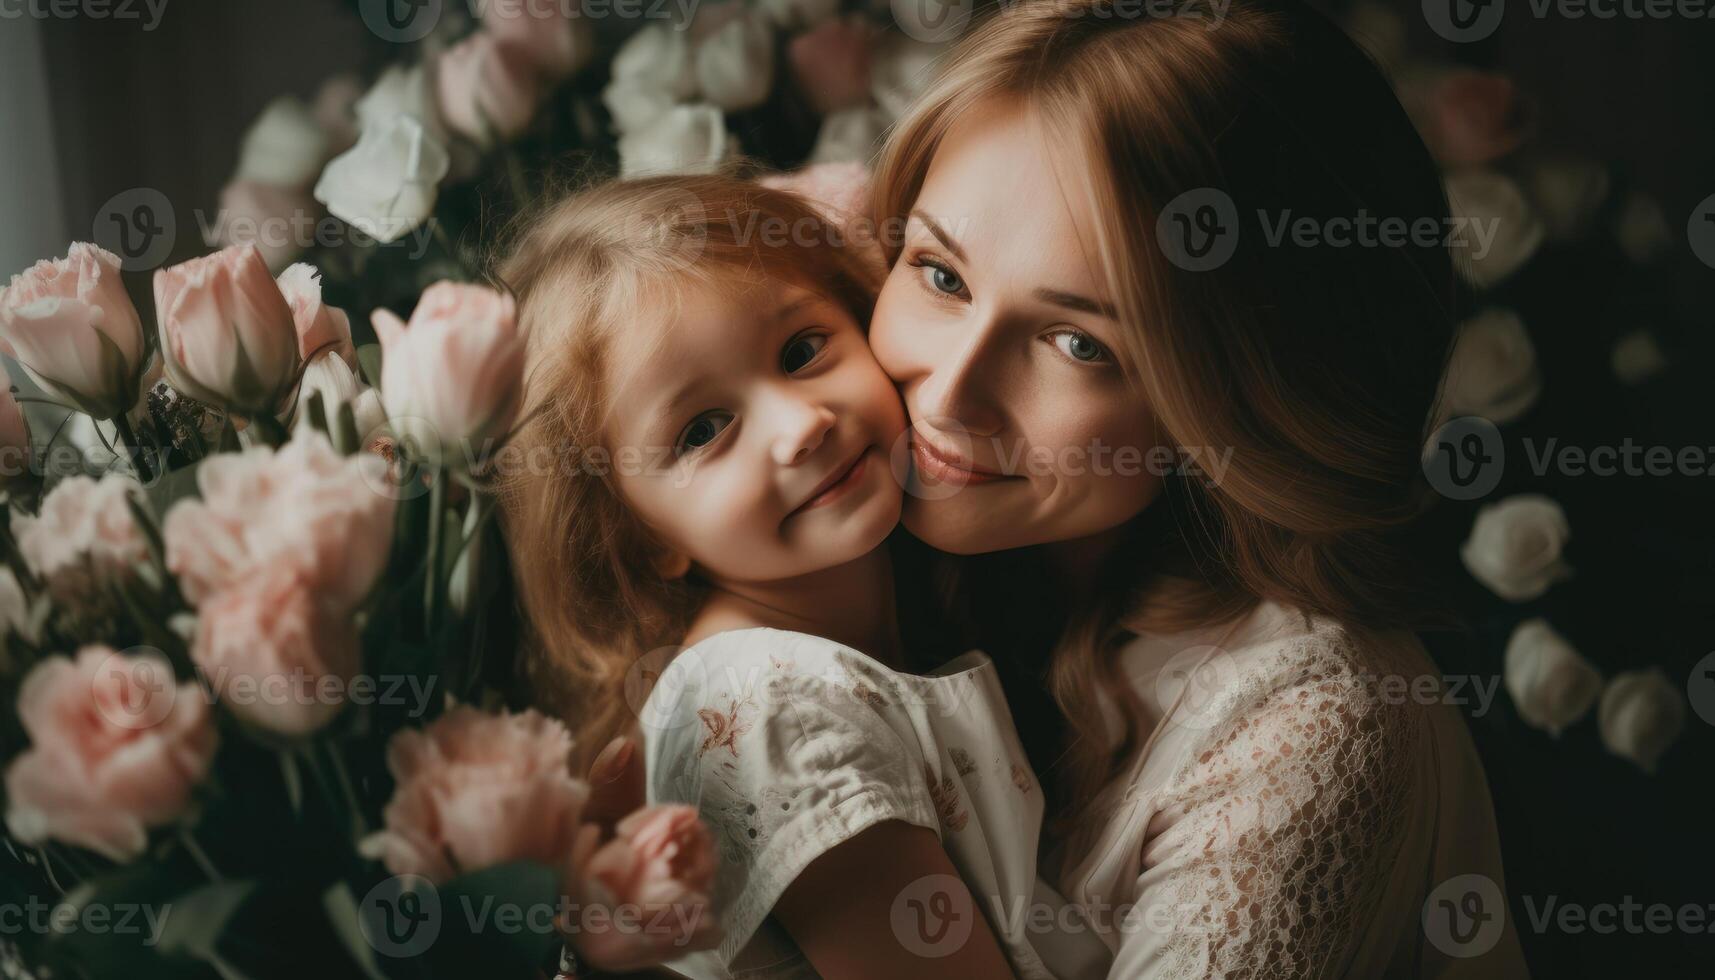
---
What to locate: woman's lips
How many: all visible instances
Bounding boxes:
[910,434,1009,486]
[794,448,871,513]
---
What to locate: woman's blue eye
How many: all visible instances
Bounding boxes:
[921,261,964,295]
[677,411,733,453]
[781,334,828,373]
[1050,330,1110,364]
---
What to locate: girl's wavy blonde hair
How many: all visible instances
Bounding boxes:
[493,171,881,769]
[872,0,1462,838]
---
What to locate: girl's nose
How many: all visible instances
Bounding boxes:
[769,396,836,467]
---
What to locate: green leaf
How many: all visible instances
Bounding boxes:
[154,879,258,961]
[430,860,564,976]
[356,344,383,389]
[320,881,390,980]
[143,457,204,520]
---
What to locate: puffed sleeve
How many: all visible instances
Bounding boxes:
[1106,637,1430,978]
[641,631,942,967]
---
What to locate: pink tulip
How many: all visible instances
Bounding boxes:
[163,431,394,611]
[570,804,721,970]
[0,243,147,420]
[360,705,590,883]
[370,281,523,469]
[277,263,355,367]
[482,0,593,79]
[788,17,873,114]
[216,180,319,273]
[4,646,218,861]
[191,563,360,736]
[154,244,301,415]
[438,33,544,146]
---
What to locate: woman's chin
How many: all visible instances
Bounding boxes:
[900,495,1028,555]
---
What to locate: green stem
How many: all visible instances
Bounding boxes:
[180,826,223,882]
[423,468,447,636]
[247,412,288,449]
[323,742,367,838]
[111,413,155,484]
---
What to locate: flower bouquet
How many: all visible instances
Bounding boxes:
[0,242,718,978]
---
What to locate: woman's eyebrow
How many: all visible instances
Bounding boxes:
[910,209,968,263]
[1034,287,1117,319]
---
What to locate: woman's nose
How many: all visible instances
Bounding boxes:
[915,316,1007,438]
[768,395,836,467]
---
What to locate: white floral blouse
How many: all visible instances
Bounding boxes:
[640,627,1112,980]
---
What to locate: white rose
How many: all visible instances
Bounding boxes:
[1460,494,1573,602]
[356,63,445,138]
[695,9,775,112]
[1525,155,1609,242]
[757,0,839,29]
[1445,169,1544,288]
[1598,669,1685,772]
[1503,619,1601,736]
[612,23,699,102]
[292,349,364,431]
[235,97,332,187]
[618,105,740,178]
[1610,329,1668,386]
[871,33,948,123]
[314,116,451,244]
[809,106,887,165]
[602,79,677,135]
[1441,307,1540,424]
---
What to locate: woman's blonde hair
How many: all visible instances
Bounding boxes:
[493,171,881,769]
[872,0,1461,834]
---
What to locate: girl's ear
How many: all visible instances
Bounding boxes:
[652,548,692,580]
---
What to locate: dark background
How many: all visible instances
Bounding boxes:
[5,0,1713,975]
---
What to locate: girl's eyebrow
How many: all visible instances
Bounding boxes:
[911,209,1117,320]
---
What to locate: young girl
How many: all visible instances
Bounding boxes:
[496,174,1110,980]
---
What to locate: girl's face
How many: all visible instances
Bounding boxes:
[870,98,1165,555]
[608,277,906,584]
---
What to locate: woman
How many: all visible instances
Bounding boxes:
[865,0,1529,976]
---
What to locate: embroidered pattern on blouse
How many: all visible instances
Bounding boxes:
[1010,762,1033,795]
[926,762,970,832]
[950,747,977,776]
[697,694,754,759]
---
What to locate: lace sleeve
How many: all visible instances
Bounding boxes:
[1108,636,1427,979]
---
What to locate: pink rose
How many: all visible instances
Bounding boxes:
[1413,71,1528,168]
[0,243,147,420]
[14,474,151,598]
[438,33,544,146]
[571,804,721,970]
[163,431,394,611]
[482,0,594,78]
[191,564,360,736]
[277,263,355,367]
[788,17,873,114]
[154,244,301,415]
[216,180,319,273]
[370,282,523,469]
[4,646,218,861]
[360,705,590,883]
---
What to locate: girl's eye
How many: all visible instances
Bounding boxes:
[912,256,968,298]
[676,411,733,454]
[781,334,828,373]
[1048,329,1111,364]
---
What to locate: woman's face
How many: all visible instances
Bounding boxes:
[870,98,1165,555]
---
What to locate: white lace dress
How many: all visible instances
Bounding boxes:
[640,628,1113,980]
[1045,599,1530,979]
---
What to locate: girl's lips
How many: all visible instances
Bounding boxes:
[794,448,871,513]
[910,435,1008,485]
